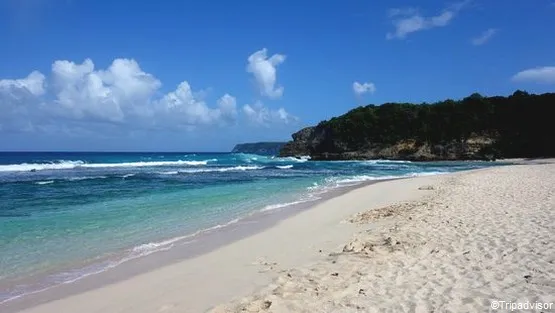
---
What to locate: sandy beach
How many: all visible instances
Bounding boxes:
[5,161,555,313]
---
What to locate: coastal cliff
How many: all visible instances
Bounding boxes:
[231,142,287,155]
[279,91,555,160]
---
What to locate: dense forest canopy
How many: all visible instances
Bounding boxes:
[280,91,555,160]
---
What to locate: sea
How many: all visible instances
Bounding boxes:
[0,152,502,304]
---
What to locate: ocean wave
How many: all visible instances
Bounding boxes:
[276,165,293,169]
[306,182,334,195]
[130,217,241,255]
[234,153,264,163]
[0,159,217,172]
[158,171,179,175]
[329,171,446,186]
[35,180,54,185]
[158,166,264,175]
[363,159,413,164]
[278,156,310,163]
[259,198,316,212]
[306,182,320,191]
[0,160,85,172]
[81,160,215,168]
[67,176,108,181]
[234,154,310,164]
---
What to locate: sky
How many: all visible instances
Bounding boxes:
[0,0,554,152]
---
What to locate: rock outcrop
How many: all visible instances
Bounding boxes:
[279,134,497,161]
[278,127,315,157]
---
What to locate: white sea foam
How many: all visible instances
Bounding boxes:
[283,156,310,163]
[81,160,213,168]
[35,180,54,185]
[364,159,413,164]
[158,166,264,175]
[130,218,241,255]
[0,159,217,172]
[67,176,108,181]
[330,171,446,186]
[276,165,293,169]
[0,160,85,172]
[307,182,320,191]
[158,171,179,175]
[306,182,335,195]
[259,199,316,212]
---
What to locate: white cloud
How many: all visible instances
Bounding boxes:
[388,7,418,17]
[386,1,469,39]
[217,93,238,122]
[430,11,454,27]
[353,81,376,96]
[50,58,164,122]
[246,48,286,99]
[512,66,555,84]
[0,71,46,96]
[471,28,498,46]
[0,71,47,132]
[242,102,296,126]
[242,103,265,124]
[0,58,247,133]
[156,81,227,126]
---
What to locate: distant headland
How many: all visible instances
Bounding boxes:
[231,142,287,155]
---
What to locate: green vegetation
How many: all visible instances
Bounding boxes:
[231,142,287,155]
[280,91,555,160]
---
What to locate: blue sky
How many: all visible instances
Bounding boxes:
[0,0,554,151]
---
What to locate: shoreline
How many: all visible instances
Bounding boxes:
[2,171,451,313]
[1,176,401,313]
[214,160,555,312]
[4,162,542,313]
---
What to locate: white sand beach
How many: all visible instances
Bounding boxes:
[7,161,555,313]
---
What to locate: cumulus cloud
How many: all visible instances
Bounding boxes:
[0,71,47,132]
[386,1,469,39]
[512,66,555,84]
[50,58,161,122]
[242,102,296,126]
[0,58,248,133]
[247,48,286,99]
[0,71,46,96]
[155,81,230,127]
[471,28,498,46]
[353,81,376,96]
[217,93,238,122]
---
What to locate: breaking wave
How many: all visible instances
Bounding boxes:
[0,159,217,172]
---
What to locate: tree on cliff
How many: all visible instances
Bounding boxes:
[280,91,555,159]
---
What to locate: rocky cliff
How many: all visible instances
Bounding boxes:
[231,142,287,155]
[279,127,497,161]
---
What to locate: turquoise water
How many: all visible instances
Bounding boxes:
[0,152,500,303]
